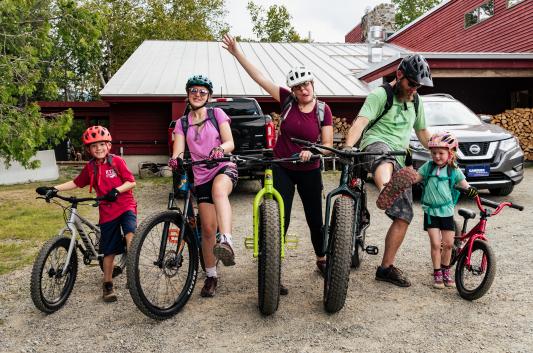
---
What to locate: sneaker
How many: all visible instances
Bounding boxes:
[213,242,235,266]
[376,167,418,210]
[280,283,289,296]
[442,267,456,288]
[200,276,218,297]
[102,282,117,302]
[433,269,445,289]
[375,265,411,287]
[316,259,327,278]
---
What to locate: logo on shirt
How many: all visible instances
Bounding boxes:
[106,169,117,178]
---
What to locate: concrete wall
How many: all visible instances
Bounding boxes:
[0,150,59,185]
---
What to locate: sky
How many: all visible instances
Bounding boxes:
[224,0,391,43]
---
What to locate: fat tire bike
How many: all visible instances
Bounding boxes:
[452,186,523,300]
[30,192,126,313]
[127,157,227,320]
[291,138,406,313]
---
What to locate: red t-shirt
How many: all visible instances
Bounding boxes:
[273,87,333,171]
[74,156,137,224]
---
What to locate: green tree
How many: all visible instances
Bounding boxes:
[247,2,307,42]
[0,0,73,168]
[392,0,443,29]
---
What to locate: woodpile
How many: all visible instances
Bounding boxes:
[270,113,350,147]
[490,107,533,160]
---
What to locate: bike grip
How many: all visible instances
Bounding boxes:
[290,137,311,146]
[511,203,524,211]
[388,151,407,156]
[453,185,469,194]
[480,198,500,209]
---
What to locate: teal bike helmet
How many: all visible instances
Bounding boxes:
[185,75,213,94]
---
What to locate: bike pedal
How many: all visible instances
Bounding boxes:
[285,234,299,249]
[365,245,379,255]
[244,236,254,250]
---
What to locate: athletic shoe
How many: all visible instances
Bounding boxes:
[375,265,411,287]
[316,259,327,277]
[376,167,418,210]
[200,276,218,297]
[442,267,456,288]
[433,269,445,289]
[213,242,235,266]
[102,282,117,302]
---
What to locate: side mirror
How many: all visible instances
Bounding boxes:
[478,114,492,123]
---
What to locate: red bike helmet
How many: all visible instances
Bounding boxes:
[82,126,112,145]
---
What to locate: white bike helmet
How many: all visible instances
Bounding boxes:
[286,66,314,88]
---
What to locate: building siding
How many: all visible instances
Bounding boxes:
[388,0,533,52]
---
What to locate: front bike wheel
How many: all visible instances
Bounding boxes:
[128,211,199,320]
[324,197,353,313]
[30,236,78,313]
[257,199,281,316]
[455,240,496,301]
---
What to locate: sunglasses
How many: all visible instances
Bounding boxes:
[405,78,421,89]
[292,81,311,91]
[189,87,209,96]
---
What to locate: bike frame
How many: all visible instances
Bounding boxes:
[58,205,101,276]
[252,167,285,258]
[453,196,515,268]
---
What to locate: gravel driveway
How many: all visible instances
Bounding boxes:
[1,168,532,353]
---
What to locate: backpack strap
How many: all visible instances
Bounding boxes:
[89,154,120,194]
[206,107,219,132]
[364,83,419,135]
[280,95,325,142]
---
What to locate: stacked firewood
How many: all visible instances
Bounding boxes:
[270,113,350,147]
[490,107,533,160]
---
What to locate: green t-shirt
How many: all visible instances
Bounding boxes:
[359,86,426,167]
[419,162,465,217]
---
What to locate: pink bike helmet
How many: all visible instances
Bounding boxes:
[428,131,458,150]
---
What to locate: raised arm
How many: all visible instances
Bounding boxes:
[222,34,281,102]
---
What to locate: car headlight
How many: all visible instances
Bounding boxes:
[410,140,426,151]
[499,137,519,152]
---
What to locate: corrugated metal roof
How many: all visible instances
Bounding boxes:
[100,40,405,98]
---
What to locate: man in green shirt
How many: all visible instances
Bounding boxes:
[344,54,433,287]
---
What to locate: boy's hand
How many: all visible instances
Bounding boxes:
[103,188,119,202]
[466,186,478,198]
[36,186,57,198]
[168,157,183,171]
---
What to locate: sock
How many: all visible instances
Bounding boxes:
[222,233,233,247]
[206,266,217,278]
[433,268,441,274]
[441,264,450,269]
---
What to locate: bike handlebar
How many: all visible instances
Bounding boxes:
[290,138,406,158]
[184,154,321,167]
[37,193,103,204]
[453,185,524,211]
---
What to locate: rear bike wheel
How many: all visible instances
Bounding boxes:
[127,211,199,320]
[30,236,78,313]
[324,197,353,313]
[257,199,281,315]
[455,240,496,300]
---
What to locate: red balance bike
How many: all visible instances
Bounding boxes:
[452,186,523,300]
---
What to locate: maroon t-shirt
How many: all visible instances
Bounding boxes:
[74,156,137,224]
[273,87,333,171]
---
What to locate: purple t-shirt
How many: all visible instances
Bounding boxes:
[273,87,333,171]
[174,107,235,186]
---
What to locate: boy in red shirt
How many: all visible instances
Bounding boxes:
[36,126,137,302]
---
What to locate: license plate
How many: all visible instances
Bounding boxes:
[466,165,490,177]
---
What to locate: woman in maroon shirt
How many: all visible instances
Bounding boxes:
[223,34,334,293]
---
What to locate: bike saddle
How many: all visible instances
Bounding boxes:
[458,208,476,219]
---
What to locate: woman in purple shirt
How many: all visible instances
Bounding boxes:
[169,75,238,298]
[223,34,334,293]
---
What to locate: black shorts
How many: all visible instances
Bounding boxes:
[195,165,238,204]
[423,213,455,231]
[98,210,137,256]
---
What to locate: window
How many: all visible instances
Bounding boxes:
[465,0,494,28]
[508,0,525,7]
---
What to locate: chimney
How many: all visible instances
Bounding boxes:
[367,25,384,63]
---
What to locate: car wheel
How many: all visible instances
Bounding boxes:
[489,184,514,196]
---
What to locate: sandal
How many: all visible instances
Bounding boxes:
[376,167,418,210]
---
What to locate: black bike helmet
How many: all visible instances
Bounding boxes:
[185,74,213,94]
[398,54,433,87]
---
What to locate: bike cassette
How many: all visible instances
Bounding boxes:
[365,245,379,255]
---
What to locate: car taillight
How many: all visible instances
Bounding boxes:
[265,121,276,149]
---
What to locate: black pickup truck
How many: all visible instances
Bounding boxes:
[168,97,275,178]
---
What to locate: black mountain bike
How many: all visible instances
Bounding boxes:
[291,138,405,313]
